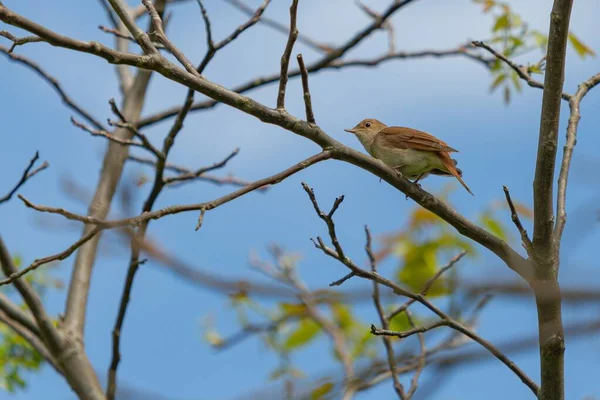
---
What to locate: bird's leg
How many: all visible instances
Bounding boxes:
[405,173,425,200]
[412,173,425,187]
[379,165,404,183]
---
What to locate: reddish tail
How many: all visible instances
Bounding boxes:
[438,152,474,196]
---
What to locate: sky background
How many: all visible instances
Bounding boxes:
[1,0,600,399]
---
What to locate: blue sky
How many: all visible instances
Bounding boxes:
[1,0,600,399]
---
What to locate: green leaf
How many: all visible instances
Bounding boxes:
[489,73,507,92]
[280,302,307,316]
[204,330,224,347]
[331,303,353,332]
[311,382,334,400]
[493,14,510,32]
[388,311,412,332]
[480,213,507,241]
[283,318,321,350]
[530,30,548,49]
[528,64,543,74]
[511,70,522,92]
[568,33,596,58]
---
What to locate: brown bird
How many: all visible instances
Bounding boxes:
[344,118,473,195]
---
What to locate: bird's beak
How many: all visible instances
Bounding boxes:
[344,128,357,134]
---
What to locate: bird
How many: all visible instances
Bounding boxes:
[344,118,473,196]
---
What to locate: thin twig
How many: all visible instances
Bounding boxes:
[164,148,240,184]
[0,29,43,53]
[405,310,425,399]
[98,25,167,50]
[0,151,48,205]
[0,235,64,354]
[355,0,395,53]
[0,227,101,286]
[296,54,316,124]
[0,46,106,130]
[472,40,571,101]
[143,0,199,76]
[215,0,271,50]
[302,188,538,396]
[503,186,534,257]
[368,226,405,399]
[128,154,257,189]
[0,309,62,374]
[554,71,600,245]
[224,0,330,52]
[276,0,299,109]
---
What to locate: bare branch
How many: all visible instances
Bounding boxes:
[106,0,157,54]
[0,151,48,205]
[71,117,141,147]
[472,40,570,101]
[303,188,538,396]
[555,71,600,244]
[0,308,62,374]
[0,3,532,281]
[530,3,574,396]
[18,152,331,230]
[532,0,573,266]
[0,46,106,130]
[0,29,43,52]
[368,225,405,399]
[163,148,240,185]
[143,0,199,76]
[224,0,330,52]
[98,25,167,51]
[214,0,271,50]
[296,54,316,124]
[276,0,299,109]
[370,316,538,395]
[127,154,258,189]
[196,0,214,49]
[503,186,534,257]
[0,235,64,355]
[96,0,119,29]
[0,292,40,337]
[355,0,395,53]
[405,311,425,399]
[0,227,101,287]
[130,0,192,19]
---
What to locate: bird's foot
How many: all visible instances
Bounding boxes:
[405,181,422,200]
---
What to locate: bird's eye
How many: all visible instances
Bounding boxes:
[365,122,371,128]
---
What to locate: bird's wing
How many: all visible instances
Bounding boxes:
[375,126,458,153]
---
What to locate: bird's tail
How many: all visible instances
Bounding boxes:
[438,153,474,196]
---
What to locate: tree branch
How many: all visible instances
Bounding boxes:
[303,186,539,396]
[18,152,332,231]
[554,71,600,245]
[0,47,106,130]
[296,54,315,124]
[0,292,40,337]
[0,227,101,287]
[472,40,571,101]
[532,0,573,270]
[136,44,490,128]
[503,186,534,257]
[0,151,48,205]
[0,308,62,374]
[367,226,405,399]
[276,0,299,109]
